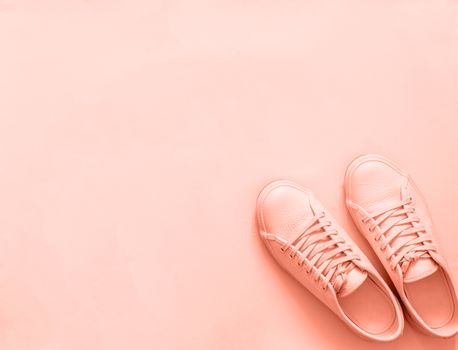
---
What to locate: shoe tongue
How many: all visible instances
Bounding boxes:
[338,268,367,297]
[364,187,438,283]
[404,258,438,283]
[286,200,365,296]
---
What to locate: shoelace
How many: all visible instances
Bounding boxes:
[280,212,360,293]
[362,197,436,273]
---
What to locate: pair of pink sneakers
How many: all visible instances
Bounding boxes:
[256,154,458,341]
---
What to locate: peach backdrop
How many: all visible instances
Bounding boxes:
[0,0,458,349]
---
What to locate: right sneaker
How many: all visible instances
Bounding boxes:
[257,180,404,341]
[345,154,458,338]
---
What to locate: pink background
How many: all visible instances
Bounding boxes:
[0,0,458,349]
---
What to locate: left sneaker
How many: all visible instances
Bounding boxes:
[257,180,403,341]
[345,154,458,338]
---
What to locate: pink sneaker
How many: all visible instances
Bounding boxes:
[257,180,403,341]
[345,154,458,338]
